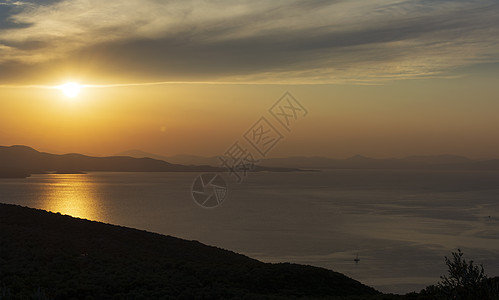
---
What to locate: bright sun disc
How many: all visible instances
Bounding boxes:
[58,82,81,98]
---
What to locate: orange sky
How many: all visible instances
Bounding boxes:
[1,75,498,159]
[1,0,498,159]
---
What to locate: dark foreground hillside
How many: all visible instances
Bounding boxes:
[0,203,380,299]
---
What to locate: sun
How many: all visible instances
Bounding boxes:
[58,82,82,98]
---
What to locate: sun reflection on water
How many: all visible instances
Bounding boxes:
[42,174,102,221]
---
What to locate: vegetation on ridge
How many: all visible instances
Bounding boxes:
[0,203,378,299]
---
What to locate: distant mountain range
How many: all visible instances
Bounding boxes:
[258,154,499,170]
[1,146,496,179]
[117,149,217,166]
[118,149,499,171]
[0,145,302,178]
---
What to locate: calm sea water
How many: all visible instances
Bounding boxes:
[0,170,498,294]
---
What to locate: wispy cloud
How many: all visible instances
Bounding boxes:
[1,0,498,84]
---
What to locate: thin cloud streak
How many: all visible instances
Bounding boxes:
[1,0,498,84]
[1,80,333,89]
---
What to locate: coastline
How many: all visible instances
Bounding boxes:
[0,203,380,299]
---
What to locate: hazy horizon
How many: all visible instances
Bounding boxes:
[2,144,499,161]
[2,80,498,160]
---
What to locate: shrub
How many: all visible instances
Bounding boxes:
[437,249,498,300]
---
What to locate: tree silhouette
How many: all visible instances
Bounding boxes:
[438,249,498,299]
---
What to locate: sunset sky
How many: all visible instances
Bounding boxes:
[1,0,498,159]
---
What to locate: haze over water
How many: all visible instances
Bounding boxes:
[1,170,497,294]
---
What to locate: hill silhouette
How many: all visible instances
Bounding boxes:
[0,145,302,178]
[0,203,380,299]
[253,155,499,170]
[118,150,499,170]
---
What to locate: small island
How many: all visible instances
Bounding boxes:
[51,170,88,174]
[0,170,30,179]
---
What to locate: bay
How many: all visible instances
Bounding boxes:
[0,170,498,294]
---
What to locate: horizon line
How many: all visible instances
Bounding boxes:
[1,145,497,161]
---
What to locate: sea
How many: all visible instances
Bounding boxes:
[0,169,498,294]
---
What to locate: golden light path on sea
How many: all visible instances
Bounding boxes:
[41,174,102,221]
